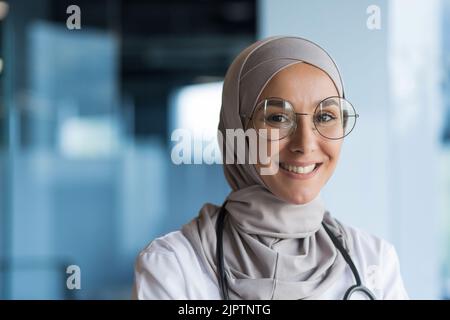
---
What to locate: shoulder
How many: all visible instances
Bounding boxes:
[132,230,218,300]
[342,223,390,259]
[339,222,397,270]
[135,230,196,278]
[338,222,409,299]
[132,231,188,299]
[139,230,195,257]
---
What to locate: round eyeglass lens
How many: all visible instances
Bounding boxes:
[313,97,357,140]
[252,98,295,140]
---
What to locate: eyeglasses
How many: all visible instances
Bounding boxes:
[241,96,359,140]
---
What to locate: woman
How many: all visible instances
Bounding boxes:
[132,36,409,300]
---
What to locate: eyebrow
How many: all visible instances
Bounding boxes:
[320,97,340,108]
[264,96,339,109]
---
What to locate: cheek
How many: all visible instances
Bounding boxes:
[321,140,343,172]
[255,139,288,167]
[326,140,342,159]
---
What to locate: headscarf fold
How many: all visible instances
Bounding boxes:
[182,36,351,300]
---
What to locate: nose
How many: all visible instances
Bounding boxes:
[288,116,318,154]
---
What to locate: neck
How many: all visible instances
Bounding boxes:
[224,185,325,239]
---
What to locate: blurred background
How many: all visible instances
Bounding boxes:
[0,0,449,299]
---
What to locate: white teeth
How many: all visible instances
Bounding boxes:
[281,163,317,174]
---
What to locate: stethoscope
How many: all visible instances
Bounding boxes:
[215,203,377,300]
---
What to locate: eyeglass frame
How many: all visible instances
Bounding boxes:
[240,95,359,141]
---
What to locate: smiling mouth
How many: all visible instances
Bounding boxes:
[279,162,322,174]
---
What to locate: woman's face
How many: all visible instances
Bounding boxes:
[253,63,343,204]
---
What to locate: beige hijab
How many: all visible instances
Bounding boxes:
[182,36,352,300]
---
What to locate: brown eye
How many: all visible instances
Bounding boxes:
[267,114,289,123]
[315,112,337,124]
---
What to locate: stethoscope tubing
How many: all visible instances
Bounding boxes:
[215,203,376,300]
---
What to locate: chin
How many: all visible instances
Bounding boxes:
[278,189,318,205]
[290,195,315,205]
